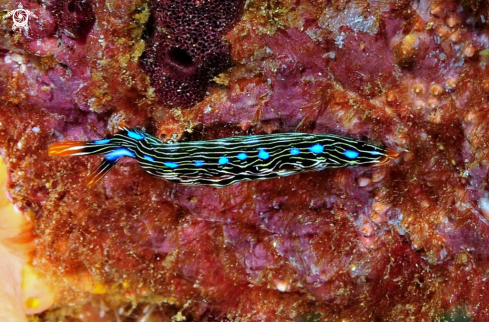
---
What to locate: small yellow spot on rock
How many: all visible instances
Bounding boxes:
[122,280,130,289]
[394,34,419,68]
[213,73,230,86]
[92,281,107,294]
[402,34,417,49]
[22,264,56,314]
[173,311,186,321]
[25,297,39,309]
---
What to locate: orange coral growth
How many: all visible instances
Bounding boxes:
[0,157,55,319]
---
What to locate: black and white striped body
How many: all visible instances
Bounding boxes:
[48,127,398,187]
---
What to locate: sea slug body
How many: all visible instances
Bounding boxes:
[48,127,399,187]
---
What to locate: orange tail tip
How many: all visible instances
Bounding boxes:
[48,141,86,157]
[377,149,400,165]
[386,149,400,159]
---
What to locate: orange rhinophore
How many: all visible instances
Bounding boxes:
[377,149,400,165]
[48,141,89,157]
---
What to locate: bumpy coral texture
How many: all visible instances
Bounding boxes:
[3,0,489,321]
[141,0,245,108]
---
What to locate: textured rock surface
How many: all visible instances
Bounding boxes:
[141,0,245,108]
[1,0,489,320]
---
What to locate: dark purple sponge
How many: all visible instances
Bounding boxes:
[51,0,96,44]
[141,0,245,108]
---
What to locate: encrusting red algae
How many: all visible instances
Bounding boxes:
[1,0,489,320]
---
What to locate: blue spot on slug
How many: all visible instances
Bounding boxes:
[94,139,111,145]
[344,150,359,159]
[218,156,229,165]
[164,161,179,168]
[127,131,145,140]
[369,151,382,156]
[143,155,155,162]
[258,148,270,160]
[237,152,248,160]
[105,148,135,161]
[309,144,324,154]
[290,147,300,155]
[194,160,205,167]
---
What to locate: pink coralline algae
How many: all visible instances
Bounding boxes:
[141,0,245,108]
[3,0,489,321]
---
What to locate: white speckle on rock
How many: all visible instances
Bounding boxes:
[11,54,25,64]
[357,177,371,187]
[335,32,346,48]
[32,126,40,133]
[275,280,289,292]
[478,196,489,220]
[322,52,335,59]
[319,4,379,35]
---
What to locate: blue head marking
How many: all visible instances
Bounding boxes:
[127,130,145,140]
[143,155,155,162]
[290,147,300,155]
[194,160,205,167]
[105,148,135,161]
[164,161,179,168]
[218,156,229,165]
[309,144,324,154]
[94,139,111,145]
[237,152,248,160]
[258,148,270,160]
[344,150,360,159]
